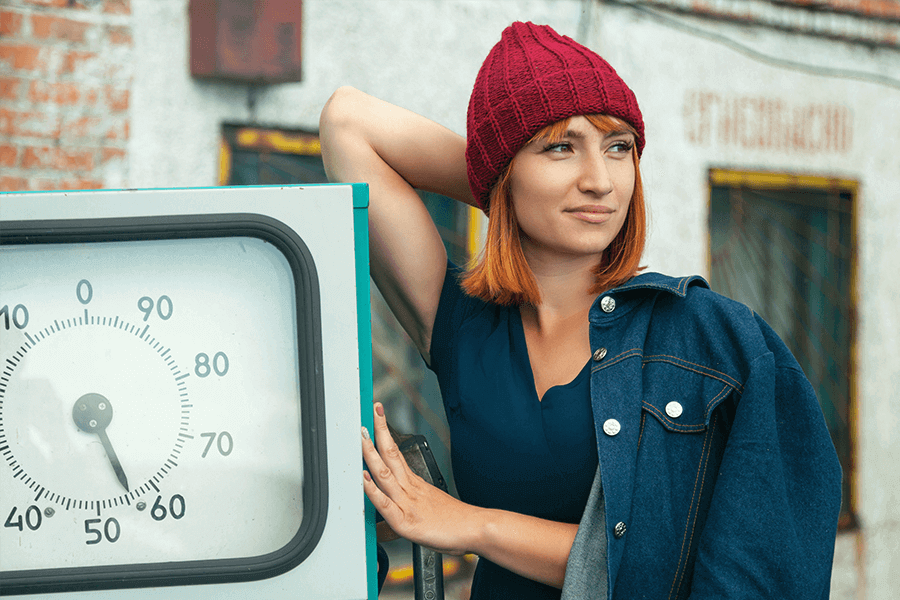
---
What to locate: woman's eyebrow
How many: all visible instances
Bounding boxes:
[556,128,634,141]
[604,129,635,139]
[561,129,585,139]
[531,129,581,146]
[536,126,635,145]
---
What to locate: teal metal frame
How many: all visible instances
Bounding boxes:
[352,183,377,599]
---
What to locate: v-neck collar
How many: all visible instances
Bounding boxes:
[512,305,592,403]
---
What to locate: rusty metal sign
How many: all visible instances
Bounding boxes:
[190,0,303,83]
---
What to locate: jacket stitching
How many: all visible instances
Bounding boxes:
[636,411,646,452]
[668,417,717,600]
[705,384,733,414]
[668,429,710,600]
[643,355,744,393]
[641,402,706,432]
[641,383,731,431]
[681,419,717,597]
[643,354,743,390]
[591,348,644,373]
[612,275,696,296]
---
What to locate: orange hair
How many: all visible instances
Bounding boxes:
[461,114,646,306]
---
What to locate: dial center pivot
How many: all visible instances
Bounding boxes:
[73,393,129,491]
[73,393,113,433]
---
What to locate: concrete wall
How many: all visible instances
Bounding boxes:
[4,0,899,597]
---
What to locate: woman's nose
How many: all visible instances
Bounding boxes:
[577,150,613,196]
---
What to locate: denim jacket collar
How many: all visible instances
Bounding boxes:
[589,273,709,324]
[611,272,709,296]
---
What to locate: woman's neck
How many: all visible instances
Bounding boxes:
[518,250,598,400]
[520,250,599,333]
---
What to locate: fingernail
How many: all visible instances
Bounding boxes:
[375,403,384,417]
[363,470,372,482]
[361,426,370,441]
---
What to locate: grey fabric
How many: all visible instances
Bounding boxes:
[561,465,609,600]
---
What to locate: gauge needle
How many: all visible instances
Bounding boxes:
[72,393,130,492]
[97,429,129,491]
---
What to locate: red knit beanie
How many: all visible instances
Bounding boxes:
[466,21,645,210]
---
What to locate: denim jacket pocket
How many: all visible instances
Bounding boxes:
[640,356,740,434]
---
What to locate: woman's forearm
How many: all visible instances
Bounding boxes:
[468,507,579,589]
[320,86,475,205]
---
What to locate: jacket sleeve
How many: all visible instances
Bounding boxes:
[688,318,842,599]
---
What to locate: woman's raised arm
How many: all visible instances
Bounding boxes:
[319,87,475,360]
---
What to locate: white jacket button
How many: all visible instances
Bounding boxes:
[603,419,621,436]
[666,401,683,418]
[600,296,616,313]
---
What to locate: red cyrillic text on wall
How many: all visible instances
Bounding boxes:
[684,91,853,154]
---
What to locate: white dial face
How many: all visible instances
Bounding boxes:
[0,225,322,587]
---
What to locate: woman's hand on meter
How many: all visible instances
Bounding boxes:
[362,403,477,556]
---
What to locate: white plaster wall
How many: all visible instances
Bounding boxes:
[125,0,899,597]
[130,0,251,188]
[257,0,579,133]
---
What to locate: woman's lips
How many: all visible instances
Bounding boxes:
[567,205,614,223]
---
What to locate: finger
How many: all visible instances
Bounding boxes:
[362,469,405,527]
[371,403,412,479]
[361,423,405,496]
[360,424,390,479]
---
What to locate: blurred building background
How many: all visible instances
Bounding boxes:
[2,0,898,598]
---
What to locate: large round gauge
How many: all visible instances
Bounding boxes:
[0,214,327,595]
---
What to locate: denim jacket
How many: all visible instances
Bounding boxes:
[562,272,842,599]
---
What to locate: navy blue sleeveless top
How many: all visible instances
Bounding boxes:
[427,263,598,600]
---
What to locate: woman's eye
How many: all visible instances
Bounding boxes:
[609,140,634,154]
[543,142,572,153]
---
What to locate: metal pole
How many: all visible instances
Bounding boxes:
[412,544,444,600]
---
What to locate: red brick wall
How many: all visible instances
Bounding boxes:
[0,0,132,192]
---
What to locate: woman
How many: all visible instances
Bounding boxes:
[320,21,841,600]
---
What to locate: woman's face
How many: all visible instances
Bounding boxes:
[508,115,636,263]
